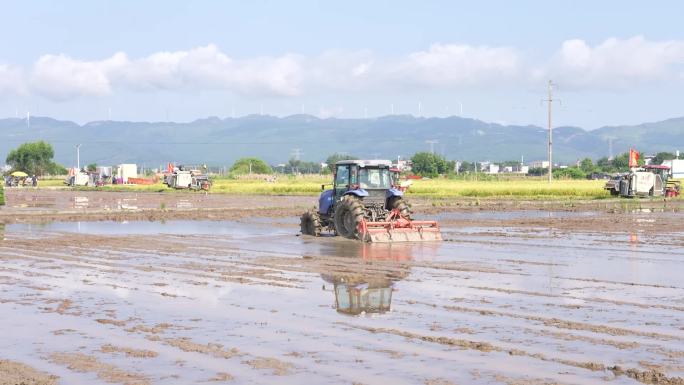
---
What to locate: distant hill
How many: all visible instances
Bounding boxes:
[1,115,683,167]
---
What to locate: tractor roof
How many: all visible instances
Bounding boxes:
[644,165,670,170]
[335,159,392,167]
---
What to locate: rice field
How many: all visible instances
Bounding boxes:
[34,176,617,199]
[408,179,610,198]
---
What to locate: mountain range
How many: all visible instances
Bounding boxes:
[1,115,683,167]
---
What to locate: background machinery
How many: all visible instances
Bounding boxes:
[605,164,681,198]
[163,163,212,191]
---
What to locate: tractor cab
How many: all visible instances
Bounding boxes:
[332,160,396,203]
[643,165,671,184]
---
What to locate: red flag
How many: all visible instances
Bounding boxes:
[629,149,639,168]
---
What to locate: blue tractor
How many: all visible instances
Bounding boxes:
[300,160,441,242]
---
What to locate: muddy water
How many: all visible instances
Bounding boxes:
[1,212,683,384]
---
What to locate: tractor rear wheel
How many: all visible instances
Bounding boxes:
[300,210,322,237]
[389,197,412,219]
[334,196,364,239]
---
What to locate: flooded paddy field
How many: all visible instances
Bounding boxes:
[0,194,683,384]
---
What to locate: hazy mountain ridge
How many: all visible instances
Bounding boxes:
[0,115,682,167]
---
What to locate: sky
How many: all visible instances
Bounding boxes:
[0,0,683,128]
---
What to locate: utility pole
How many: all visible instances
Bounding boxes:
[76,144,81,171]
[291,148,302,174]
[607,136,615,160]
[426,140,438,154]
[541,80,560,183]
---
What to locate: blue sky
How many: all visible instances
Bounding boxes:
[0,0,682,128]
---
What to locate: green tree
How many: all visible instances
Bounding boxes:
[325,153,358,173]
[87,163,98,172]
[611,152,630,170]
[527,167,547,176]
[0,184,4,206]
[651,152,676,165]
[596,157,614,173]
[553,167,586,179]
[411,152,449,177]
[579,158,595,173]
[458,161,474,173]
[6,141,59,176]
[230,157,272,175]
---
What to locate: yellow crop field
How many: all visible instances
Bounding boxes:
[34,175,618,199]
[407,179,609,198]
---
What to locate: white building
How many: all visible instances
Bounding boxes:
[479,162,499,174]
[662,159,684,178]
[393,159,412,171]
[529,160,550,169]
[116,164,137,183]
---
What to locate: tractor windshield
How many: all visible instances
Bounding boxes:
[358,168,391,189]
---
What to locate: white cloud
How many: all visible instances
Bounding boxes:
[389,43,522,88]
[115,45,303,96]
[29,53,125,100]
[2,37,684,101]
[0,64,26,97]
[541,36,684,90]
[26,44,303,101]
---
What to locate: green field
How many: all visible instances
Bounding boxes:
[35,176,622,199]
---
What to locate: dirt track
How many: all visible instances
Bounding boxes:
[0,189,683,384]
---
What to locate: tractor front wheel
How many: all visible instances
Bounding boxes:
[300,210,322,237]
[334,196,364,239]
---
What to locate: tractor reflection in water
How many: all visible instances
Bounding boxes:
[322,274,394,315]
[318,243,413,316]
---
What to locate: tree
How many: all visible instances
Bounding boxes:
[553,167,586,179]
[0,184,4,206]
[325,153,358,173]
[411,152,449,177]
[651,152,676,165]
[87,163,97,172]
[579,158,595,173]
[528,167,547,176]
[5,141,60,176]
[595,151,645,173]
[458,161,474,173]
[230,157,272,175]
